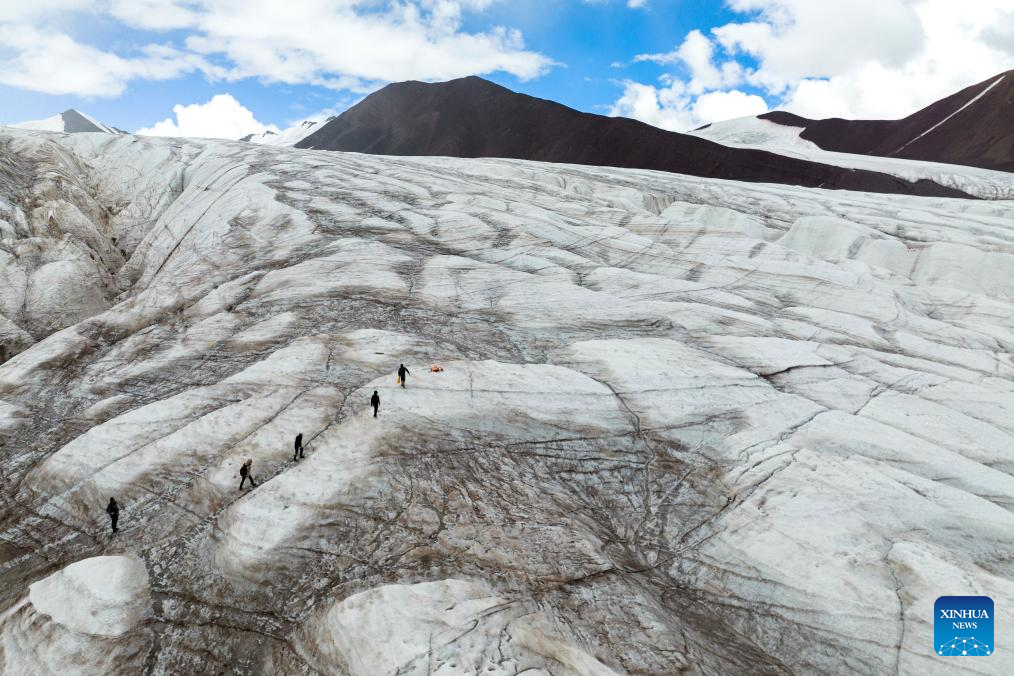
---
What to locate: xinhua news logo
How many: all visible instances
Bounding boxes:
[935,596,994,657]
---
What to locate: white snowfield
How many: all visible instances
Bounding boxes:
[690,115,1014,200]
[28,555,151,637]
[0,126,1011,675]
[299,579,620,675]
[1,555,152,674]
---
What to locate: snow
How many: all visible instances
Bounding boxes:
[245,118,328,146]
[302,579,621,675]
[214,359,632,581]
[694,116,821,149]
[74,110,118,134]
[251,239,411,304]
[9,109,118,134]
[0,399,29,431]
[28,555,151,637]
[691,115,1014,199]
[23,338,345,529]
[0,556,151,674]
[304,579,506,674]
[0,126,1012,674]
[510,614,621,675]
[10,113,68,133]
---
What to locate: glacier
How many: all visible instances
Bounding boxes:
[0,126,1012,675]
[691,115,1014,201]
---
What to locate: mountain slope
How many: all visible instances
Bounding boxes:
[759,70,1014,171]
[0,128,1012,674]
[10,109,122,134]
[689,115,1014,200]
[296,76,968,198]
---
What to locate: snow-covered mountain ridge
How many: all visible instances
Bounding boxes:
[9,109,122,134]
[243,118,333,147]
[0,127,1012,674]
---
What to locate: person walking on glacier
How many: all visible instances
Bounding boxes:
[293,433,304,461]
[106,497,119,534]
[239,459,256,490]
[397,363,410,388]
[371,390,380,417]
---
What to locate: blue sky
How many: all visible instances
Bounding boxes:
[466,1,743,111]
[1,1,1011,138]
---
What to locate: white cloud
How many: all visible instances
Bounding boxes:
[609,79,767,132]
[635,41,684,64]
[613,0,1014,130]
[769,0,1014,118]
[610,80,694,132]
[615,28,760,130]
[108,0,200,31]
[0,1,552,98]
[136,94,279,139]
[0,26,211,97]
[716,0,924,87]
[0,0,92,21]
[983,11,1014,56]
[636,30,744,94]
[723,0,1014,118]
[170,2,551,89]
[692,90,768,126]
[627,0,648,7]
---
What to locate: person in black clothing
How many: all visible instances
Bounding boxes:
[371,390,380,417]
[106,497,119,533]
[293,433,304,461]
[398,364,409,388]
[239,459,256,489]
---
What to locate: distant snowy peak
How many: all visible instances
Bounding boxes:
[11,109,122,134]
[243,118,334,146]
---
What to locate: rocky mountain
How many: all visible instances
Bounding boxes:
[9,109,123,135]
[713,70,1013,172]
[0,126,1012,674]
[295,76,969,198]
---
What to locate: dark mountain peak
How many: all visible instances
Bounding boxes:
[358,75,554,113]
[296,76,969,198]
[399,75,504,89]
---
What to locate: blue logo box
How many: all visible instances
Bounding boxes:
[935,596,994,657]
